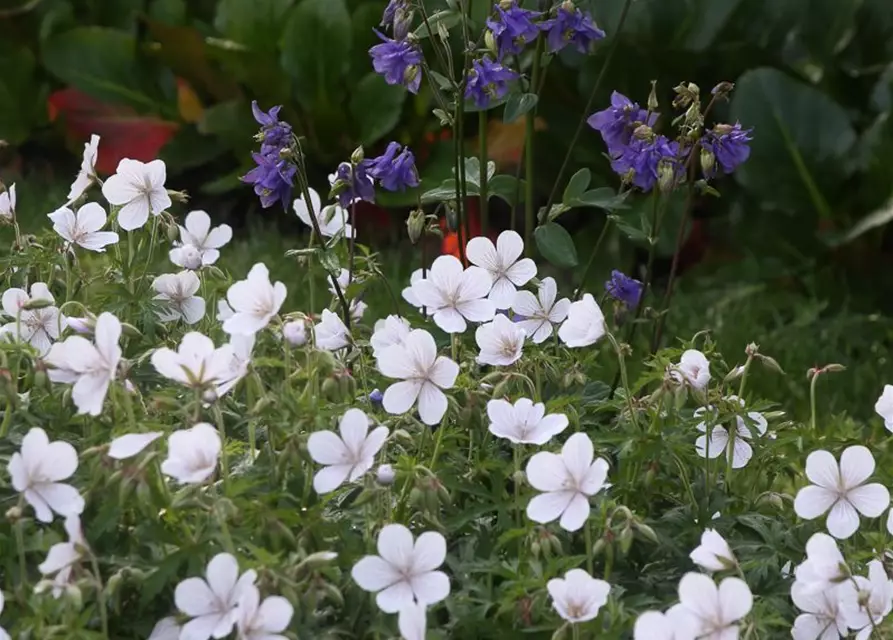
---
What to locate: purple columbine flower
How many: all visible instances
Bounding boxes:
[369,30,422,94]
[367,142,420,192]
[333,161,376,208]
[587,91,658,154]
[381,0,413,40]
[605,270,643,309]
[700,123,752,175]
[242,152,296,210]
[539,4,605,54]
[250,101,292,156]
[464,56,519,109]
[610,135,680,192]
[486,1,541,59]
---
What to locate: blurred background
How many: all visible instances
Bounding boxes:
[1,0,893,419]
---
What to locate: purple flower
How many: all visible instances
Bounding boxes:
[609,135,680,192]
[381,0,413,40]
[486,1,541,59]
[242,152,296,210]
[464,56,519,109]
[587,91,658,154]
[251,101,292,156]
[605,270,643,309]
[700,123,752,176]
[539,5,605,54]
[333,161,376,208]
[369,30,422,94]
[367,142,419,192]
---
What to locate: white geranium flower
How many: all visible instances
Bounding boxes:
[794,533,848,592]
[371,315,411,358]
[794,446,890,539]
[169,210,232,269]
[633,607,701,640]
[377,328,459,425]
[402,269,424,310]
[48,202,118,252]
[1,283,62,356]
[351,524,450,613]
[7,427,84,523]
[694,398,768,469]
[217,300,234,322]
[526,432,609,532]
[327,269,367,322]
[398,602,427,640]
[67,134,100,203]
[174,552,256,640]
[0,183,15,221]
[875,384,893,432]
[38,513,86,594]
[101,158,171,231]
[151,332,235,389]
[107,432,164,460]
[671,349,711,390]
[307,408,388,494]
[690,529,737,572]
[465,230,537,309]
[314,309,350,351]
[511,277,570,343]
[223,263,286,335]
[791,579,847,640]
[547,568,610,624]
[148,617,181,640]
[161,423,221,484]
[215,333,254,397]
[838,560,893,639]
[282,318,308,346]
[486,397,568,445]
[557,294,605,348]
[235,585,293,640]
[676,572,752,639]
[44,311,122,416]
[475,314,525,366]
[0,589,8,640]
[411,255,496,333]
[293,187,354,238]
[152,271,206,325]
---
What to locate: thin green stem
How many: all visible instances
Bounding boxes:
[524,34,544,257]
[608,332,639,430]
[584,519,594,574]
[810,372,820,432]
[212,403,230,494]
[89,551,110,638]
[15,498,27,586]
[513,445,522,528]
[573,215,613,300]
[479,110,489,236]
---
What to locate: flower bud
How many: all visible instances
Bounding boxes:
[167,189,190,204]
[713,123,734,136]
[632,124,654,141]
[6,505,22,522]
[376,464,395,485]
[485,30,498,58]
[445,202,459,231]
[350,146,365,165]
[512,469,526,487]
[658,160,676,193]
[369,388,383,405]
[178,245,203,270]
[297,551,338,570]
[23,297,53,311]
[66,316,95,335]
[635,523,659,543]
[700,148,715,177]
[406,209,425,244]
[202,388,218,404]
[711,81,734,97]
[647,80,659,112]
[282,320,307,346]
[404,65,420,89]
[321,377,339,401]
[619,526,634,555]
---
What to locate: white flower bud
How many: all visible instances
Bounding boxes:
[376,464,396,486]
[283,320,307,346]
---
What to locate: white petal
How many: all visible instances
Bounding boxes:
[804,450,841,490]
[412,532,446,572]
[526,490,574,524]
[313,464,353,494]
[558,492,591,532]
[107,432,163,459]
[846,483,889,518]
[839,445,875,490]
[826,499,860,539]
[717,577,753,622]
[410,570,450,606]
[383,380,422,416]
[352,555,402,592]
[417,383,447,425]
[794,486,837,520]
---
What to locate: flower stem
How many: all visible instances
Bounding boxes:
[607,332,638,430]
[89,551,110,638]
[584,519,594,574]
[524,33,544,257]
[572,624,581,640]
[513,445,522,528]
[573,214,613,301]
[810,371,820,432]
[212,402,230,494]
[479,110,489,237]
[15,500,27,587]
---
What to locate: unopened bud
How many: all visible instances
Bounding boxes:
[824,363,846,373]
[66,316,95,334]
[658,160,676,193]
[376,464,395,485]
[282,319,307,346]
[636,523,659,543]
[298,551,338,570]
[23,298,53,310]
[756,354,785,375]
[700,148,715,177]
[404,65,420,88]
[484,30,498,57]
[6,505,22,522]
[512,469,526,487]
[713,123,734,136]
[167,189,189,204]
[724,365,745,383]
[202,389,217,404]
[632,124,653,141]
[350,146,365,165]
[711,81,734,97]
[407,209,425,244]
[647,80,659,112]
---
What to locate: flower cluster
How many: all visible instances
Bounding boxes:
[242,102,297,210]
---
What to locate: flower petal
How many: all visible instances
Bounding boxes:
[108,432,163,460]
[383,380,422,416]
[352,555,402,592]
[826,499,860,539]
[717,577,753,623]
[417,383,447,425]
[804,450,841,490]
[526,452,568,491]
[412,532,446,572]
[847,483,890,517]
[839,445,876,490]
[313,464,353,494]
[410,570,450,606]
[794,485,838,520]
[526,490,574,524]
[558,492,591,532]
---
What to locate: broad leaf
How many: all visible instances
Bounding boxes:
[534,223,578,268]
[562,168,591,205]
[215,0,294,53]
[350,73,407,145]
[569,187,630,211]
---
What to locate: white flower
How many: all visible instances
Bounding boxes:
[235,585,294,640]
[151,332,235,389]
[223,263,287,335]
[547,568,610,623]
[170,210,232,269]
[101,158,171,231]
[486,397,568,445]
[44,311,122,416]
[557,293,605,348]
[465,230,537,309]
[293,187,354,238]
[67,134,100,203]
[0,183,15,220]
[694,398,768,469]
[282,318,308,346]
[7,427,84,523]
[161,423,221,484]
[793,533,848,592]
[690,529,737,572]
[791,579,847,640]
[0,589,8,640]
[108,432,163,460]
[148,617,181,640]
[398,603,427,640]
[48,202,118,251]
[217,300,234,322]
[411,255,496,333]
[215,333,254,397]
[326,268,367,323]
[676,572,752,639]
[314,309,350,351]
[377,464,396,486]
[838,560,893,639]
[671,349,711,390]
[38,513,86,594]
[875,384,893,432]
[402,269,424,310]
[152,271,206,325]
[1,283,62,356]
[633,607,702,640]
[475,314,526,366]
[372,315,411,358]
[174,552,256,640]
[511,277,570,343]
[351,524,450,613]
[526,432,609,532]
[377,328,459,425]
[307,408,388,494]
[793,445,890,539]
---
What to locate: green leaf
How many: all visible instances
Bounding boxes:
[503,93,538,124]
[350,73,407,145]
[215,0,294,53]
[0,47,39,145]
[730,67,857,217]
[569,187,629,211]
[534,223,578,268]
[562,168,591,205]
[280,0,351,106]
[489,175,524,207]
[413,9,462,38]
[421,179,481,203]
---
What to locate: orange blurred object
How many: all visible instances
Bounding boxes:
[440,197,487,264]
